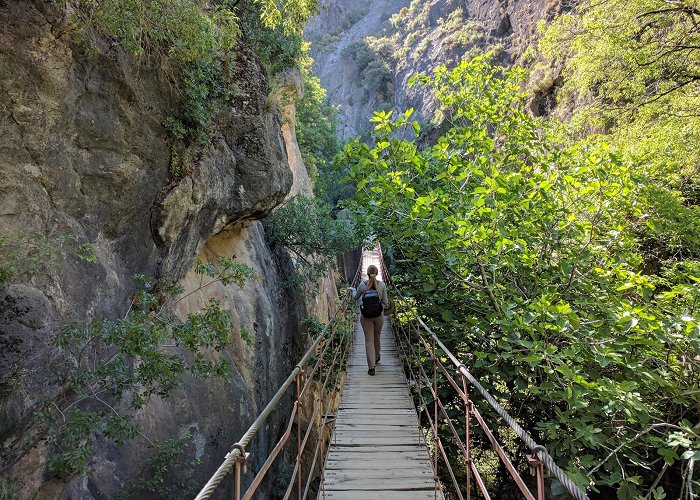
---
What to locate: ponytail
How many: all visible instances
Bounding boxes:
[366,265,379,291]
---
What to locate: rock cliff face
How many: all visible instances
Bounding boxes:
[306,0,557,139]
[0,1,333,497]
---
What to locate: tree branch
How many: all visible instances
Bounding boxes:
[588,422,687,476]
[473,248,504,316]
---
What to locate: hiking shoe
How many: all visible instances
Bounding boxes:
[368,368,375,376]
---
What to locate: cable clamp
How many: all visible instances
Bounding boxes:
[527,445,547,476]
[229,444,251,474]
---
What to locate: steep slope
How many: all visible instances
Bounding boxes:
[307,0,559,139]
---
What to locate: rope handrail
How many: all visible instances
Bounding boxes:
[377,244,589,500]
[195,262,361,500]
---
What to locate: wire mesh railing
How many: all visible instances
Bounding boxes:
[377,245,589,500]
[194,263,362,500]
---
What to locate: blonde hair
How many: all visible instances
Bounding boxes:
[366,265,379,291]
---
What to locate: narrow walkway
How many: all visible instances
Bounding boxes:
[319,250,444,499]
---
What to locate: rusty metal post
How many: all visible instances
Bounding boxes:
[432,335,438,500]
[461,372,471,500]
[233,450,250,500]
[317,335,325,496]
[528,454,545,500]
[295,372,303,500]
[415,321,423,446]
[234,459,241,500]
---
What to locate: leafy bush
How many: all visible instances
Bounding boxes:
[0,234,96,289]
[341,55,700,498]
[237,0,305,77]
[0,477,22,500]
[43,258,254,478]
[265,195,358,257]
[537,0,700,193]
[126,432,201,499]
[70,0,317,152]
[254,0,319,34]
[0,234,52,289]
[264,196,362,292]
[341,40,394,103]
[295,54,339,186]
[72,0,240,143]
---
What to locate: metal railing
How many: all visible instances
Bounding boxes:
[377,246,589,500]
[195,264,362,500]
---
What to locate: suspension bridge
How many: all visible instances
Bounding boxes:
[194,248,589,500]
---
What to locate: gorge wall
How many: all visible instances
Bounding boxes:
[0,1,335,497]
[306,0,560,139]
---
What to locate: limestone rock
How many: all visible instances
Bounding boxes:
[306,0,556,139]
[0,1,319,497]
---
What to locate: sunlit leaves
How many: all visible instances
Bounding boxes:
[341,55,700,496]
[255,0,318,33]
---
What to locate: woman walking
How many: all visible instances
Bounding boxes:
[351,265,389,376]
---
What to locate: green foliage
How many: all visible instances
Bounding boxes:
[127,433,201,499]
[342,40,394,104]
[538,0,699,122]
[0,234,96,289]
[0,476,22,500]
[264,195,362,292]
[365,0,484,68]
[237,0,305,76]
[72,0,240,144]
[44,258,254,479]
[302,317,325,336]
[254,0,319,34]
[295,53,340,193]
[341,55,700,497]
[0,234,52,289]
[537,0,700,255]
[67,0,316,178]
[265,195,358,256]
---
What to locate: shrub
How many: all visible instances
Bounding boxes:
[43,259,255,478]
[72,0,240,143]
[295,55,339,188]
[264,196,362,292]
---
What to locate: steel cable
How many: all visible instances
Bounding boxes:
[377,244,589,500]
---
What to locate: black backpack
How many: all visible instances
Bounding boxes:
[360,286,383,318]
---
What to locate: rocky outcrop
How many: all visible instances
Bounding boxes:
[306,0,559,139]
[306,0,409,140]
[0,1,331,497]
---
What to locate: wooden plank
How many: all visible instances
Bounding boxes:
[320,491,441,500]
[333,429,422,436]
[324,469,434,480]
[332,418,418,426]
[323,477,436,489]
[325,457,432,467]
[319,284,443,500]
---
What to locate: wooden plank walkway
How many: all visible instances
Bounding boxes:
[319,249,444,499]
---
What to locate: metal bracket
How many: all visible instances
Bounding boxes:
[527,454,543,476]
[229,444,251,474]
